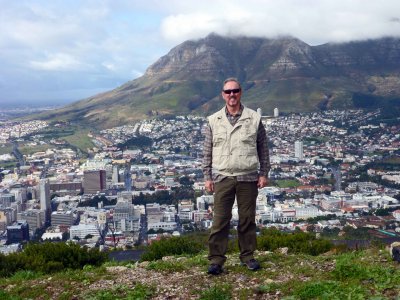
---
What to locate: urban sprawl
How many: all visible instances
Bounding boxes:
[1,108,400,254]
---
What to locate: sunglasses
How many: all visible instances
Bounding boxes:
[223,88,241,94]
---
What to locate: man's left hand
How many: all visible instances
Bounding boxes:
[257,176,268,188]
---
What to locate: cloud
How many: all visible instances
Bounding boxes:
[30,53,88,71]
[160,0,400,45]
[1,0,400,104]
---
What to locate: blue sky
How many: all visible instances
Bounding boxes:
[1,0,400,106]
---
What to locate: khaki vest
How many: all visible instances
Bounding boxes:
[208,106,261,176]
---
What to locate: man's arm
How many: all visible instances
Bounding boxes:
[256,121,270,188]
[202,122,214,193]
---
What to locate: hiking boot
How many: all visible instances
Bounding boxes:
[207,263,223,275]
[241,258,261,271]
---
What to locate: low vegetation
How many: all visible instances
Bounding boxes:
[273,179,301,188]
[0,242,107,277]
[1,232,399,299]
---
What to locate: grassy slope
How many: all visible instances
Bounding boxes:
[1,248,399,299]
[25,75,361,130]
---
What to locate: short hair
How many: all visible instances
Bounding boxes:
[222,77,241,90]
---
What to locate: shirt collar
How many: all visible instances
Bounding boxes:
[225,104,243,118]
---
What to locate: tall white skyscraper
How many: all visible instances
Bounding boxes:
[39,179,51,223]
[274,107,279,117]
[294,141,304,160]
[112,165,119,184]
[257,108,262,116]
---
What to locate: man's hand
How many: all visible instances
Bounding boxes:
[205,180,214,193]
[257,176,268,189]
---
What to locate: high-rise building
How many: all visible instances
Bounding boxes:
[39,179,51,223]
[257,108,262,116]
[124,162,132,191]
[17,209,45,234]
[0,208,15,231]
[295,140,304,160]
[0,193,15,208]
[51,211,74,227]
[274,107,279,117]
[7,220,30,244]
[112,165,119,184]
[113,201,140,232]
[83,170,106,194]
[50,182,82,196]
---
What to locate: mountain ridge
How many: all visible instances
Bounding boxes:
[32,34,400,129]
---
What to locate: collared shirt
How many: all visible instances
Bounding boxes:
[202,105,270,182]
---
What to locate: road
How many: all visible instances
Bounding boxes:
[12,141,25,166]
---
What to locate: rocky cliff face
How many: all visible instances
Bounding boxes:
[35,34,400,128]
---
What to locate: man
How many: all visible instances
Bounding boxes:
[202,77,270,275]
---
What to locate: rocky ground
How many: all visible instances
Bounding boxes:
[2,248,400,299]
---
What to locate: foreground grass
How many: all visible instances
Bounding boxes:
[1,248,399,299]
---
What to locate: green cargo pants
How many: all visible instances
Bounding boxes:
[208,177,258,266]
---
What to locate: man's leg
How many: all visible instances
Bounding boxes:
[208,177,236,266]
[236,181,258,263]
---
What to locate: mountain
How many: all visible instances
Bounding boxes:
[35,34,400,128]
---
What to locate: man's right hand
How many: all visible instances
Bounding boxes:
[205,180,214,193]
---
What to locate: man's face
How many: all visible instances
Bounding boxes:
[222,81,241,109]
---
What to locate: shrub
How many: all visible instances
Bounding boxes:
[140,236,205,261]
[257,228,333,255]
[0,242,108,278]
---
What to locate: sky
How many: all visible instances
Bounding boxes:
[1,0,400,107]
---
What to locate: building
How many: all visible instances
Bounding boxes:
[7,220,29,244]
[0,193,15,208]
[113,201,140,232]
[40,179,51,223]
[124,162,132,191]
[114,201,135,221]
[112,165,119,184]
[192,210,210,223]
[50,182,82,196]
[0,208,16,231]
[147,203,163,224]
[257,108,262,116]
[17,209,45,235]
[295,205,321,220]
[148,221,177,232]
[178,200,194,213]
[196,195,214,210]
[51,211,75,227]
[83,170,106,194]
[295,140,304,160]
[70,223,100,240]
[274,107,279,117]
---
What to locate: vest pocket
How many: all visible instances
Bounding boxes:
[213,131,226,147]
[240,128,256,144]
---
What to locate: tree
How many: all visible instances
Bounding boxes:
[179,176,194,186]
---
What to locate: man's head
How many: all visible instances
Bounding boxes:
[222,78,242,111]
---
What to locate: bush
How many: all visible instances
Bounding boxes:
[0,241,108,278]
[141,236,205,261]
[257,228,333,255]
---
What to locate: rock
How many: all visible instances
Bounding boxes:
[264,278,274,284]
[106,266,128,273]
[162,256,174,261]
[278,247,289,255]
[390,242,400,262]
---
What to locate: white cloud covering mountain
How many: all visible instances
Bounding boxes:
[0,0,399,104]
